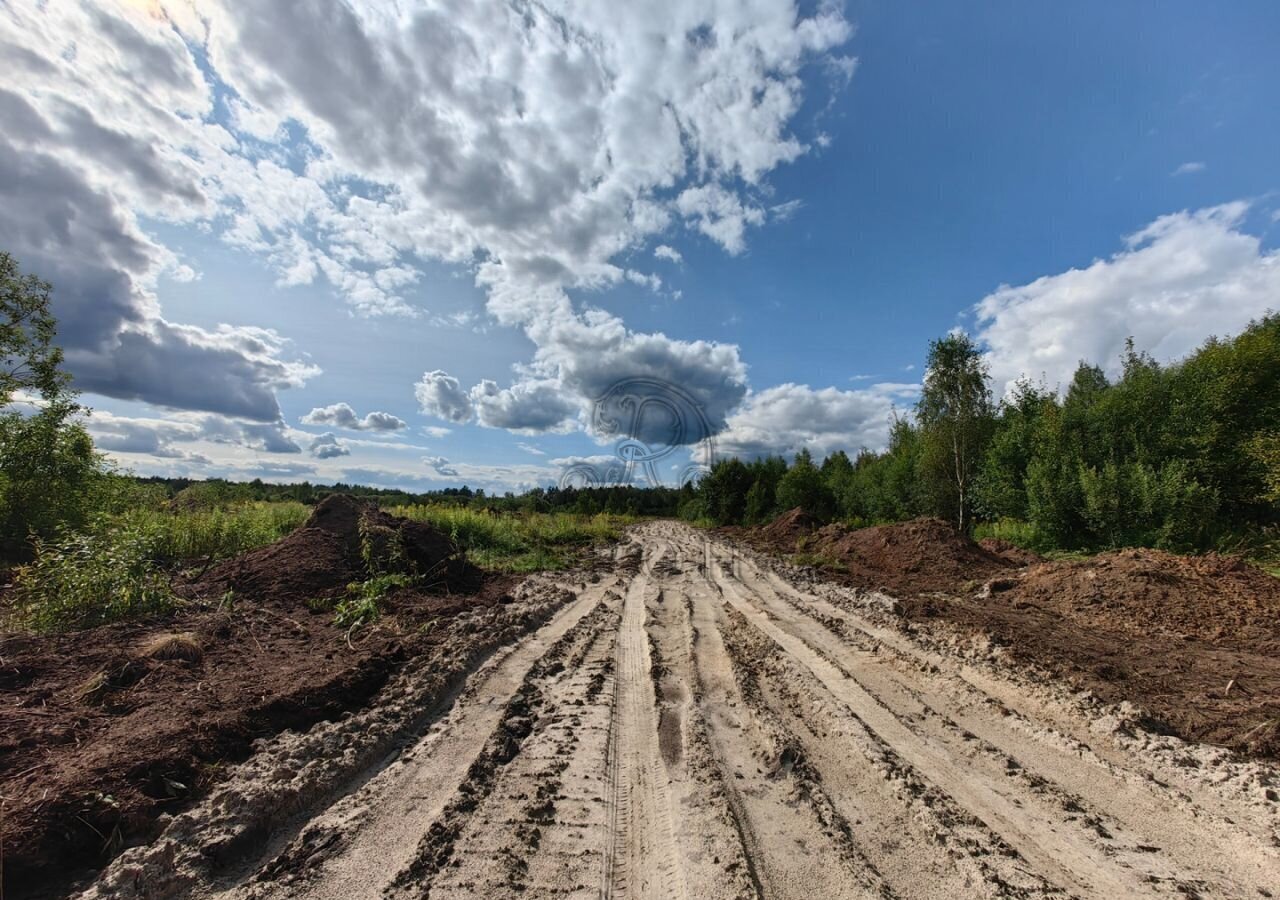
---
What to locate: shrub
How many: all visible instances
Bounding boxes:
[13,528,177,632]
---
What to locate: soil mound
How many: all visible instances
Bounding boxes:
[979,537,1042,567]
[1006,549,1280,648]
[191,495,471,604]
[760,507,819,545]
[818,517,1012,595]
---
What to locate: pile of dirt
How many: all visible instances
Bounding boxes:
[759,507,819,545]
[889,548,1280,758]
[0,497,512,898]
[978,537,1042,566]
[190,495,475,604]
[815,517,1013,595]
[999,549,1280,650]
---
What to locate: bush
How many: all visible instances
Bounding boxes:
[12,528,177,632]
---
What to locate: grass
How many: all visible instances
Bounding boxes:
[971,518,1039,549]
[389,504,633,572]
[7,499,633,634]
[8,501,308,633]
[116,501,309,566]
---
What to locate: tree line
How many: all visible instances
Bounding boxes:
[684,322,1280,552]
[2,248,1277,560]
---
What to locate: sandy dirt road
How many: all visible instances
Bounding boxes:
[84,522,1280,900]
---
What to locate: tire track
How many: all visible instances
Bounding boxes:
[604,543,689,900]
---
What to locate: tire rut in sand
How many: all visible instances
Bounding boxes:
[604,544,689,900]
[387,594,621,898]
[696,533,1277,898]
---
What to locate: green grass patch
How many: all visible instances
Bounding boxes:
[972,518,1039,549]
[388,504,631,573]
[117,501,309,565]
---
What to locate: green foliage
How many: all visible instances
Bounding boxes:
[11,529,177,632]
[916,332,996,531]
[389,504,627,573]
[335,572,416,630]
[0,252,111,557]
[117,501,309,565]
[776,448,836,519]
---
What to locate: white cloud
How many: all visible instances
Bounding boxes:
[716,382,910,459]
[309,432,350,459]
[469,379,578,433]
[1172,161,1207,176]
[976,202,1280,395]
[414,370,474,423]
[516,442,545,456]
[654,245,683,264]
[1,0,854,466]
[301,402,407,432]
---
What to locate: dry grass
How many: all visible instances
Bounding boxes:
[72,670,111,705]
[138,631,203,662]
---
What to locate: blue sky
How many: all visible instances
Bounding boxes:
[2,1,1278,492]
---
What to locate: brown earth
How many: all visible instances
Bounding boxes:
[0,497,521,899]
[742,511,1280,759]
[71,524,1280,900]
[979,536,1044,566]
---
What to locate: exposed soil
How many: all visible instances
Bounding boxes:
[979,537,1044,566]
[70,524,1280,900]
[744,512,1014,595]
[0,497,524,899]
[740,512,1280,760]
[189,495,479,606]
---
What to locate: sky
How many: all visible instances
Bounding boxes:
[2,0,1278,493]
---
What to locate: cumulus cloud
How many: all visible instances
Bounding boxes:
[469,379,579,433]
[1172,161,1206,176]
[84,410,304,464]
[716,382,914,459]
[0,10,318,422]
[301,402,407,432]
[653,245,683,264]
[414,370,474,423]
[976,202,1280,395]
[309,432,350,459]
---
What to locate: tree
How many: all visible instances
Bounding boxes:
[916,333,995,531]
[0,252,103,557]
[776,448,836,520]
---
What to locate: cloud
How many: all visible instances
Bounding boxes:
[653,245,683,264]
[1172,161,1207,176]
[1,0,853,464]
[414,371,474,423]
[420,425,452,439]
[422,455,460,478]
[516,442,545,456]
[675,184,766,255]
[84,410,304,464]
[301,402,407,432]
[0,12,317,422]
[716,382,912,459]
[469,379,579,433]
[309,432,350,459]
[975,202,1280,395]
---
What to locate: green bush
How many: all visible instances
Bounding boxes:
[12,529,177,632]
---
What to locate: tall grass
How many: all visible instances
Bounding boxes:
[8,501,308,633]
[116,501,309,564]
[972,518,1038,548]
[390,504,631,572]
